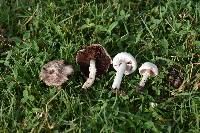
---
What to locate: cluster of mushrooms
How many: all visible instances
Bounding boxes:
[40,44,158,91]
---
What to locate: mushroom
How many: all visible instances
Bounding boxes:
[138,62,158,89]
[112,52,137,89]
[76,44,112,89]
[40,60,73,87]
[149,102,158,108]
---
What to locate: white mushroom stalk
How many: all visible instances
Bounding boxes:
[112,62,126,89]
[112,52,137,89]
[82,59,96,89]
[139,70,151,87]
[138,62,158,89]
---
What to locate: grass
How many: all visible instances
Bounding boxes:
[0,0,199,132]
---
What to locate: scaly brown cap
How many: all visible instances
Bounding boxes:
[40,60,73,87]
[76,44,112,77]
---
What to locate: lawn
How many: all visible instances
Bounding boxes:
[0,0,200,132]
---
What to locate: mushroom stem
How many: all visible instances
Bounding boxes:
[112,62,126,89]
[82,59,96,89]
[139,71,150,87]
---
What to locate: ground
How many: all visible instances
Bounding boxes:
[0,0,199,132]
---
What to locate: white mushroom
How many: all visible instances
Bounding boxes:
[138,62,158,88]
[112,52,137,89]
[149,102,158,108]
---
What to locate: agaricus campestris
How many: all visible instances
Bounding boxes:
[138,62,158,89]
[40,60,73,87]
[112,52,137,89]
[76,44,112,89]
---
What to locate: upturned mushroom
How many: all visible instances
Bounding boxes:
[40,60,73,87]
[76,44,112,89]
[138,62,158,89]
[112,52,137,89]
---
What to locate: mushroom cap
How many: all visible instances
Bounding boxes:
[112,52,137,75]
[76,44,112,77]
[139,62,158,77]
[40,60,73,87]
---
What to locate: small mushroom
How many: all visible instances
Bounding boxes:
[76,44,112,89]
[40,60,73,87]
[112,52,137,89]
[138,62,158,89]
[149,102,158,108]
[167,68,183,88]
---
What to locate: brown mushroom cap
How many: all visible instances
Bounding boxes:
[76,44,112,78]
[40,60,73,87]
